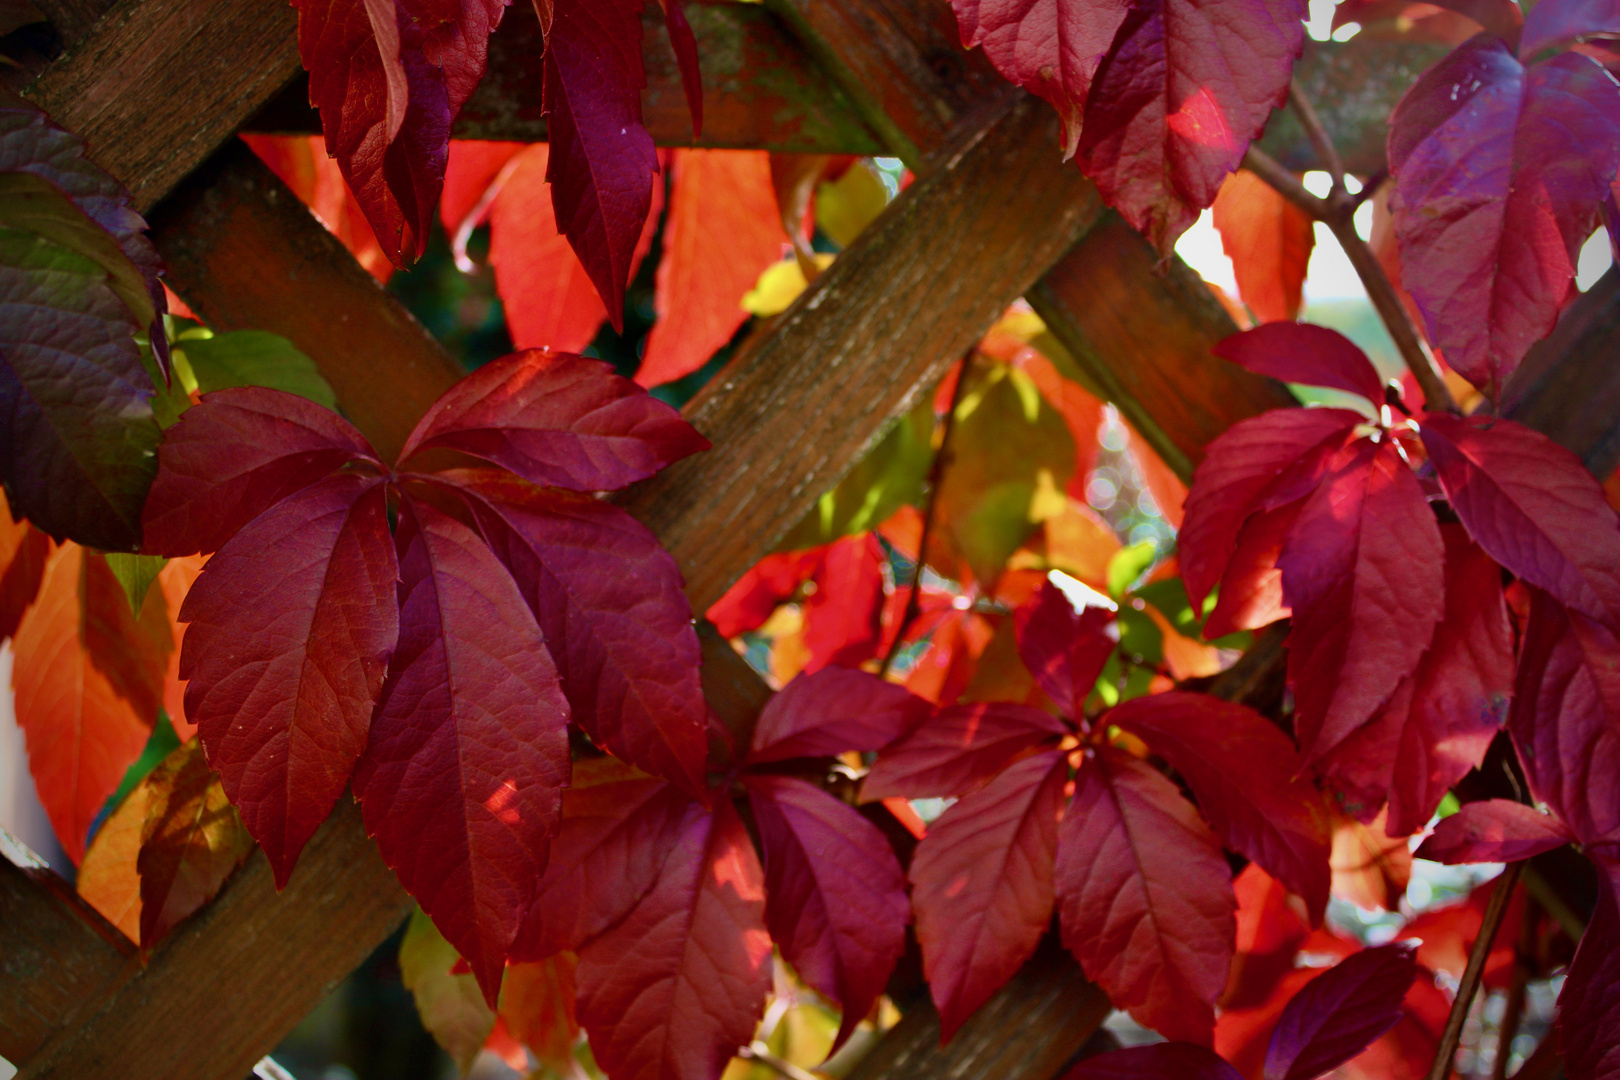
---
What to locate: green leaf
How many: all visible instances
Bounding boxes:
[399,907,496,1074]
[0,172,154,327]
[175,330,338,409]
[1134,578,1198,635]
[102,552,166,614]
[1107,540,1158,600]
[1114,603,1163,666]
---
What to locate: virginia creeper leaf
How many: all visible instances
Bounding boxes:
[1060,1042,1245,1080]
[1262,943,1419,1080]
[397,349,709,491]
[0,489,47,639]
[909,749,1068,1040]
[576,800,771,1080]
[511,757,693,962]
[176,330,338,410]
[1279,437,1444,764]
[1415,799,1574,863]
[1110,692,1332,922]
[1388,38,1620,398]
[1558,876,1620,1080]
[861,700,1069,801]
[354,495,570,1005]
[179,475,398,886]
[1213,324,1387,407]
[1329,809,1412,911]
[1074,0,1306,252]
[1211,169,1315,323]
[141,386,382,557]
[745,774,909,1049]
[500,952,581,1075]
[1203,501,1298,639]
[1056,746,1236,1045]
[1014,577,1116,716]
[81,544,172,727]
[706,548,820,638]
[135,739,254,947]
[1420,412,1620,630]
[747,664,931,765]
[400,906,498,1074]
[1521,0,1620,57]
[440,138,524,241]
[800,532,887,673]
[75,772,149,941]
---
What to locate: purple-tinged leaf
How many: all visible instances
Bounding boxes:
[1558,875,1620,1080]
[1416,800,1574,864]
[861,700,1070,801]
[1014,578,1116,716]
[1060,1043,1245,1080]
[1263,943,1419,1080]
[1213,324,1387,407]
[747,665,931,765]
[1521,0,1620,58]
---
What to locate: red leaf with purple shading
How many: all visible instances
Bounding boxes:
[1074,0,1307,252]
[1279,437,1444,764]
[1521,0,1620,60]
[1060,1043,1245,1080]
[576,799,771,1080]
[1179,408,1363,610]
[1262,943,1419,1080]
[1056,746,1236,1045]
[353,495,570,1005]
[745,774,909,1049]
[397,350,708,491]
[142,387,382,557]
[1014,578,1116,716]
[747,665,931,764]
[861,700,1069,801]
[1388,37,1620,399]
[1558,876,1620,1080]
[1202,501,1298,639]
[1109,692,1332,922]
[1421,412,1620,630]
[180,475,397,886]
[1213,324,1388,407]
[909,749,1068,1040]
[1416,800,1574,864]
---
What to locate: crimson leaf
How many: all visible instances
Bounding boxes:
[1262,943,1419,1080]
[747,664,931,765]
[1203,500,1298,639]
[861,700,1070,801]
[1416,800,1575,864]
[1014,578,1116,716]
[800,533,887,673]
[1213,324,1387,408]
[1060,1043,1245,1080]
[1558,876,1620,1080]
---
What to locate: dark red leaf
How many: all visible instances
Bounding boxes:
[1263,944,1419,1080]
[800,532,888,672]
[1416,800,1574,864]
[1179,408,1363,610]
[1388,38,1620,398]
[510,757,693,961]
[909,749,1068,1040]
[541,0,660,325]
[747,664,931,765]
[1060,1042,1245,1080]
[1318,525,1514,834]
[950,0,1132,157]
[397,350,708,491]
[1014,578,1116,716]
[1211,169,1316,324]
[1421,413,1620,630]
[1203,500,1298,639]
[745,774,909,1049]
[451,471,708,797]
[1109,692,1332,922]
[861,700,1069,801]
[576,799,771,1080]
[1522,0,1620,57]
[1558,875,1620,1080]
[1279,437,1444,764]
[1074,0,1306,252]
[354,495,570,1005]
[1213,324,1387,407]
[0,495,47,639]
[1056,746,1236,1045]
[180,475,397,885]
[143,387,381,557]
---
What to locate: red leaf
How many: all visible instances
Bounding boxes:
[861,700,1070,801]
[801,533,888,673]
[1329,809,1411,912]
[440,138,525,241]
[1211,169,1315,323]
[1521,0,1620,57]
[452,472,708,797]
[745,774,909,1049]
[12,543,153,864]
[1318,525,1513,835]
[949,0,1132,158]
[1203,501,1298,639]
[1061,1043,1245,1080]
[1262,944,1419,1080]
[1014,578,1116,716]
[1213,324,1387,408]
[1415,800,1574,864]
[541,0,660,325]
[1278,437,1444,764]
[354,495,570,1005]
[1109,692,1332,922]
[397,350,708,491]
[135,739,255,947]
[142,387,382,557]
[179,475,398,885]
[500,952,581,1075]
[1558,876,1620,1080]
[748,664,931,765]
[1056,746,1236,1045]
[511,757,693,961]
[0,493,48,640]
[1074,0,1306,252]
[639,149,786,388]
[1388,38,1620,398]
[576,800,771,1080]
[706,548,820,638]
[1420,413,1620,630]
[909,749,1068,1040]
[1180,408,1363,610]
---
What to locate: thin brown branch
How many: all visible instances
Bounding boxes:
[1289,79,1347,190]
[1241,145,1328,220]
[1426,863,1525,1080]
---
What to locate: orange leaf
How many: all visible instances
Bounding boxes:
[1212,169,1315,323]
[441,139,527,241]
[240,134,392,284]
[0,486,48,640]
[76,779,150,941]
[1329,808,1412,912]
[156,554,208,740]
[500,952,581,1074]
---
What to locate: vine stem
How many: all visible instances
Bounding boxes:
[1425,862,1525,1080]
[879,351,974,676]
